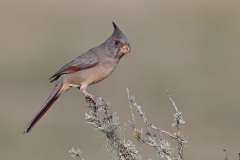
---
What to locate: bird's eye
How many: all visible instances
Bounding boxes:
[114,40,121,46]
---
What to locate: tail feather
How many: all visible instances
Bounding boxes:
[24,83,64,133]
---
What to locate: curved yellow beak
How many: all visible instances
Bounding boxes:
[120,44,131,54]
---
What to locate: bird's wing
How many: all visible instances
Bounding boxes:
[49,51,99,82]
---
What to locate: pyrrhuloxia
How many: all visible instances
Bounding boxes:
[24,22,130,133]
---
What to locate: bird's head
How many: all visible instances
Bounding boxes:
[105,22,131,59]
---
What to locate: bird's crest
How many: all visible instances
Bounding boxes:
[112,21,118,30]
[111,22,127,41]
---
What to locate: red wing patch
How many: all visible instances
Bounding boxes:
[65,67,80,73]
[49,59,99,83]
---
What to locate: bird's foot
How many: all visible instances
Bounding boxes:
[84,94,107,109]
[84,93,98,102]
[84,93,98,108]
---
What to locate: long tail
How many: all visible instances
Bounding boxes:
[24,83,65,133]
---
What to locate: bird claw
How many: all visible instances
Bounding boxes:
[85,96,97,107]
[84,95,107,109]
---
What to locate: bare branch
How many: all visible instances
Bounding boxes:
[69,147,84,160]
[166,89,187,160]
[71,89,188,160]
[223,148,228,160]
[85,96,141,160]
[166,89,179,113]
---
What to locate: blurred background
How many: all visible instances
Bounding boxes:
[1,0,240,159]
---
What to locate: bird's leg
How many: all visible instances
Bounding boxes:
[80,86,97,100]
[79,85,98,104]
[79,85,107,109]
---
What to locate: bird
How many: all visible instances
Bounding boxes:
[24,22,131,133]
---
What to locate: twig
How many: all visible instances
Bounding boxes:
[223,148,228,160]
[127,88,187,160]
[85,96,141,160]
[69,147,84,160]
[167,89,186,159]
[127,88,176,139]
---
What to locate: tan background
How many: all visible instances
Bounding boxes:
[1,0,240,159]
